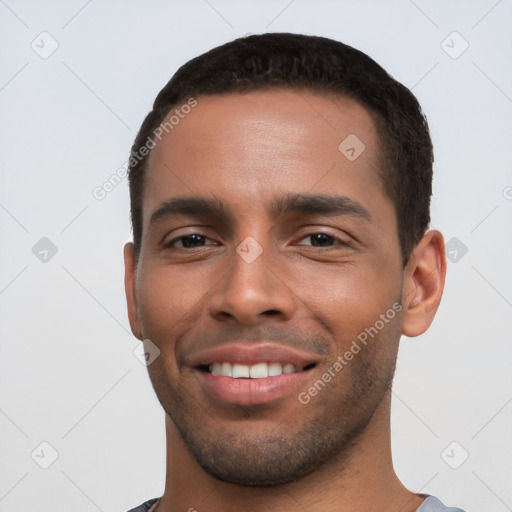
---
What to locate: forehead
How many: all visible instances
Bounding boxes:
[149,88,380,162]
[142,89,389,229]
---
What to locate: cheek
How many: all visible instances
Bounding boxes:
[282,258,401,338]
[136,265,198,339]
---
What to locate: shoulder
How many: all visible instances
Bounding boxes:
[124,497,160,512]
[417,495,466,512]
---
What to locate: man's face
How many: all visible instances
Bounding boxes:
[126,89,405,486]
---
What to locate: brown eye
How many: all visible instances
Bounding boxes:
[297,233,350,249]
[307,233,335,247]
[166,234,210,249]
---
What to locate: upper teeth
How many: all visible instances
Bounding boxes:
[209,362,301,378]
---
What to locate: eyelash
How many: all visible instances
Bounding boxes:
[164,232,353,250]
[164,234,217,249]
[298,233,353,249]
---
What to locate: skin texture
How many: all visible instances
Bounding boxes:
[124,89,446,512]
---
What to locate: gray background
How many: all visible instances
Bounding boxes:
[1,1,511,511]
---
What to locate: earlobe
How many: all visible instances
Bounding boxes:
[401,230,447,338]
[123,242,143,340]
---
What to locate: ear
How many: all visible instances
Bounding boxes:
[401,230,447,337]
[124,242,143,340]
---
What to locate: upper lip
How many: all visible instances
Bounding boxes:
[189,342,321,368]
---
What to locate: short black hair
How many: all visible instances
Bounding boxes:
[128,32,433,267]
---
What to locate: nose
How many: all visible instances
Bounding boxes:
[207,242,296,326]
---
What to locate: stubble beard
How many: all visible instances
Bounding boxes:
[149,336,398,487]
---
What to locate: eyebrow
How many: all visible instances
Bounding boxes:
[148,193,372,229]
[271,193,372,222]
[149,196,232,228]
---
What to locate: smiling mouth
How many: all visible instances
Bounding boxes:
[198,361,317,378]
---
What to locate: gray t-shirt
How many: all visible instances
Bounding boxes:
[417,495,466,511]
[125,495,466,511]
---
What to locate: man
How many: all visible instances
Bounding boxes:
[123,33,465,512]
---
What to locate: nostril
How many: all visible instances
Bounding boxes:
[263,309,280,316]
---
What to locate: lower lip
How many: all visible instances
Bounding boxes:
[195,368,315,405]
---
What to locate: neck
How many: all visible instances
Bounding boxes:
[157,392,424,512]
